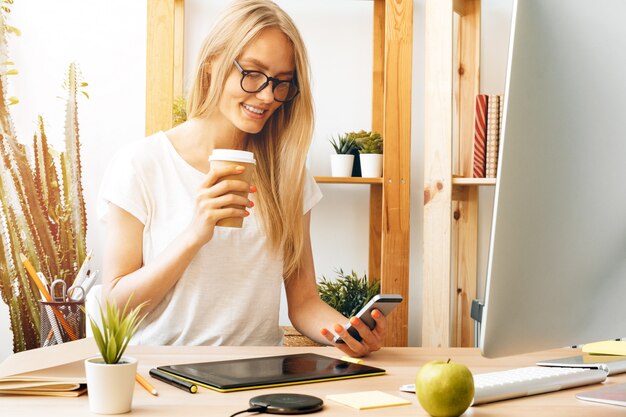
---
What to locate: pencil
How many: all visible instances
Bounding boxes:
[136,372,158,396]
[20,253,49,297]
[19,253,79,341]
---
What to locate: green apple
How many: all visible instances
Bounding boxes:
[415,359,474,417]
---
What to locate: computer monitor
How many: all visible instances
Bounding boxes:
[480,0,626,358]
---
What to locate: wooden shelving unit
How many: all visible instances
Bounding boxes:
[423,0,488,348]
[145,0,413,347]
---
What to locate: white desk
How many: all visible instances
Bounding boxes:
[2,345,626,416]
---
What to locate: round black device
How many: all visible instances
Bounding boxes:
[249,393,324,415]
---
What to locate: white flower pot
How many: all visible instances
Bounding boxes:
[330,154,354,177]
[85,356,137,414]
[359,153,383,177]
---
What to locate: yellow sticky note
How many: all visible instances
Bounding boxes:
[582,340,626,356]
[326,390,412,410]
[340,355,364,365]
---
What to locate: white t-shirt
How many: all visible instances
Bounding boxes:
[97,131,322,346]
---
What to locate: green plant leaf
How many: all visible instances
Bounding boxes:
[84,298,147,363]
[329,134,358,155]
[105,333,117,364]
[317,269,380,318]
[354,131,383,154]
[90,320,105,356]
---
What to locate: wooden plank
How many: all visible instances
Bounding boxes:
[381,0,412,347]
[314,176,383,184]
[457,0,480,180]
[455,187,478,347]
[452,12,461,177]
[146,0,176,136]
[174,0,185,100]
[369,184,382,282]
[372,0,385,134]
[453,0,480,347]
[369,0,385,287]
[423,0,454,348]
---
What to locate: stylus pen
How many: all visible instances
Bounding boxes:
[149,368,198,394]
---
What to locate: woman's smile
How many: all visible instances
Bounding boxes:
[241,102,267,119]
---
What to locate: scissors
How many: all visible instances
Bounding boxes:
[50,279,86,303]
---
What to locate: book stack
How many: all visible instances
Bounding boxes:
[472,94,504,178]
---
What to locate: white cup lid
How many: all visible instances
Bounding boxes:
[208,149,256,165]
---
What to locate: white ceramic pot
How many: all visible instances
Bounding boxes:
[360,153,383,177]
[330,154,354,177]
[85,356,137,414]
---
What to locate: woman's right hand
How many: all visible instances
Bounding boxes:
[186,164,255,246]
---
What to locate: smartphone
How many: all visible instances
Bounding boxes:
[334,294,403,343]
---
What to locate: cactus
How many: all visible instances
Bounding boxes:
[0,2,88,352]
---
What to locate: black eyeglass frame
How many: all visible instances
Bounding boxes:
[233,59,300,103]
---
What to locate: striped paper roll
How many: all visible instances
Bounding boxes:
[473,94,488,178]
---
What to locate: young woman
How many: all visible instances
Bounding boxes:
[98,0,387,357]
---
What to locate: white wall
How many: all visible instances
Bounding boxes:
[0,0,514,361]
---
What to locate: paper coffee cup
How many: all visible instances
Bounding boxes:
[208,149,256,228]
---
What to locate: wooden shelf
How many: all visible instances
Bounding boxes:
[452,177,496,186]
[315,176,383,184]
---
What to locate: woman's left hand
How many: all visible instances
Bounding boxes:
[319,309,387,357]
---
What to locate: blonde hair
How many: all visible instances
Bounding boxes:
[187,0,314,278]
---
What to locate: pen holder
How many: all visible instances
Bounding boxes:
[39,300,86,347]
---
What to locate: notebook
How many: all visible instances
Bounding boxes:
[0,337,96,396]
[157,352,386,393]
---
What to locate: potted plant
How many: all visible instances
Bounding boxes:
[356,131,383,178]
[83,299,146,414]
[329,134,358,177]
[317,269,380,318]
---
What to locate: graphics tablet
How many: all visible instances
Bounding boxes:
[157,353,386,393]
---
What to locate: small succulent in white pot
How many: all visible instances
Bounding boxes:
[356,131,383,178]
[329,134,358,177]
[83,299,147,415]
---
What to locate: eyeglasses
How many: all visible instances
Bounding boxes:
[233,60,300,103]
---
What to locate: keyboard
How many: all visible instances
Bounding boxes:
[400,366,608,405]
